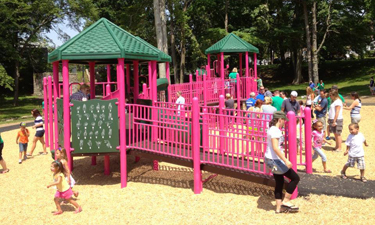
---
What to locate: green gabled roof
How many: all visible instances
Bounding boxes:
[48,18,171,64]
[205,33,259,54]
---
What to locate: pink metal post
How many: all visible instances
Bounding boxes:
[106,64,111,96]
[189,74,193,101]
[43,77,49,148]
[89,62,95,99]
[304,107,313,174]
[152,61,158,142]
[236,74,240,111]
[166,62,171,102]
[239,53,243,77]
[148,62,152,100]
[219,95,225,154]
[254,53,258,93]
[192,97,202,194]
[142,83,148,98]
[104,155,110,175]
[203,69,207,106]
[117,58,127,188]
[152,61,157,102]
[287,111,298,199]
[126,64,130,95]
[53,62,59,150]
[207,54,211,78]
[89,62,97,166]
[133,61,139,103]
[220,52,225,96]
[48,76,54,149]
[62,60,72,170]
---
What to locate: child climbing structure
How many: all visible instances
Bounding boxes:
[43,18,312,197]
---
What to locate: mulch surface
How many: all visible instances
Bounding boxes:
[1,106,375,224]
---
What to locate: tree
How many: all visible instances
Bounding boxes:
[154,0,168,78]
[0,0,97,105]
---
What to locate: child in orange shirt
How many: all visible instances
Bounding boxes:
[16,122,29,164]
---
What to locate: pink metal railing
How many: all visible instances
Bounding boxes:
[57,81,118,97]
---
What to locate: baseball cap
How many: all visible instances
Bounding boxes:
[250,92,255,97]
[273,111,289,121]
[290,91,298,97]
[20,122,27,127]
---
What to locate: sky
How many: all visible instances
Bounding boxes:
[45,22,80,47]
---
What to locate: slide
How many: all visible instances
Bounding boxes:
[102,89,120,100]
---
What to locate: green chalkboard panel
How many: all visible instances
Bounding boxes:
[56,98,64,146]
[71,99,119,154]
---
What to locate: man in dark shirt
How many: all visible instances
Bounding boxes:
[281,91,300,115]
[315,89,328,137]
[225,93,235,118]
[70,84,90,101]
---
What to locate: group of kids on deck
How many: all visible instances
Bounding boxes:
[0,108,82,215]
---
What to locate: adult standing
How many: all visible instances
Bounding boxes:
[0,133,9,173]
[317,80,325,91]
[309,81,315,89]
[328,90,343,152]
[326,85,345,140]
[246,92,256,110]
[344,92,362,124]
[314,90,328,137]
[228,68,238,96]
[264,88,273,98]
[256,86,265,102]
[272,91,284,111]
[305,87,315,118]
[281,91,300,115]
[262,97,277,128]
[28,109,47,156]
[70,84,90,101]
[225,93,235,116]
[280,91,288,100]
[265,111,300,213]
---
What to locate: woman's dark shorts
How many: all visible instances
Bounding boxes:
[35,130,45,137]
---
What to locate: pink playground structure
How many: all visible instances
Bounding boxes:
[43,18,312,198]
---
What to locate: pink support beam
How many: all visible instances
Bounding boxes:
[207,54,211,79]
[43,77,49,148]
[126,64,130,95]
[148,62,152,100]
[106,65,111,96]
[152,61,157,102]
[48,76,54,150]
[133,61,139,103]
[219,95,225,154]
[239,53,243,77]
[220,52,225,96]
[166,62,171,102]
[203,69,207,106]
[117,58,127,188]
[104,155,110,175]
[236,74,240,111]
[192,97,202,194]
[89,62,95,99]
[142,83,148,98]
[287,111,298,199]
[304,107,313,174]
[62,60,72,170]
[52,62,60,150]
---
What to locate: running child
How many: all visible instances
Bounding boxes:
[47,161,82,215]
[341,123,368,182]
[55,148,79,197]
[312,120,331,173]
[16,122,29,164]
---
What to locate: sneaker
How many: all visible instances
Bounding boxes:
[18,160,22,164]
[325,136,330,140]
[23,156,27,160]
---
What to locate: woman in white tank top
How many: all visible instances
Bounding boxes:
[305,87,315,118]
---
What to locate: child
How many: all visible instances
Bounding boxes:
[312,120,331,173]
[298,100,305,124]
[341,123,368,182]
[16,122,29,164]
[55,148,79,197]
[47,161,82,215]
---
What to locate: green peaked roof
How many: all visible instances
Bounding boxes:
[48,18,171,64]
[205,33,259,54]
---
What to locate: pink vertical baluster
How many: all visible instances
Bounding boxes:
[236,73,240,111]
[134,61,139,103]
[202,108,208,162]
[207,54,211,79]
[220,52,225,96]
[304,107,313,174]
[189,74,193,103]
[219,95,225,156]
[106,64,111,96]
[148,62,152,100]
[166,62,171,102]
[117,58,127,188]
[53,62,59,150]
[48,76,54,150]
[203,69,207,106]
[43,77,49,148]
[62,60,72,170]
[152,61,157,102]
[245,52,250,94]
[192,97,202,194]
[287,111,298,199]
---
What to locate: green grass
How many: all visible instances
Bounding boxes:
[261,58,375,97]
[0,96,43,125]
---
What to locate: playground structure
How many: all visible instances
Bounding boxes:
[43,18,312,198]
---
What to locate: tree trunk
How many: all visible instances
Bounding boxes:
[302,1,313,82]
[168,0,178,83]
[13,60,20,106]
[154,0,166,78]
[311,1,319,83]
[292,48,303,84]
[225,0,229,33]
[179,2,189,83]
